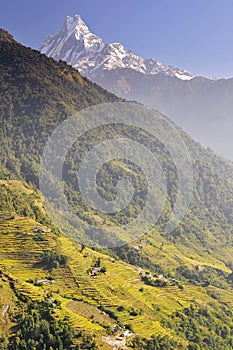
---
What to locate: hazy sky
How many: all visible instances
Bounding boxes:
[1,0,233,78]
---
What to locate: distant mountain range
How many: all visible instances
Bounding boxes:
[40,15,193,81]
[41,15,233,160]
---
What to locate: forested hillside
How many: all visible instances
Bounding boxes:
[1,30,233,349]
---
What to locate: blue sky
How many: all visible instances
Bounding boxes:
[1,0,233,78]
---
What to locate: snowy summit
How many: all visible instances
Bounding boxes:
[40,15,193,81]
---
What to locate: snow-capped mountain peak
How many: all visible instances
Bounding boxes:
[40,15,193,81]
[40,15,104,65]
[65,15,82,35]
[64,15,103,48]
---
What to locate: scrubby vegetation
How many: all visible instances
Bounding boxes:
[40,251,68,269]
[129,334,184,349]
[9,301,81,350]
[169,305,233,349]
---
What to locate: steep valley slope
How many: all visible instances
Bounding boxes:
[1,29,233,349]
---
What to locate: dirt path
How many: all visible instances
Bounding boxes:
[103,331,133,349]
[103,336,127,349]
[2,305,10,323]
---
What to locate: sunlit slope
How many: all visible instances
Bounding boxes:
[1,180,233,349]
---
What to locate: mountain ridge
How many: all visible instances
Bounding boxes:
[40,16,233,160]
[40,15,193,81]
[0,29,16,43]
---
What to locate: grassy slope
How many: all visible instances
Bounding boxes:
[0,180,233,348]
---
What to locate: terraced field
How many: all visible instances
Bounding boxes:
[1,180,233,348]
[66,300,113,325]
